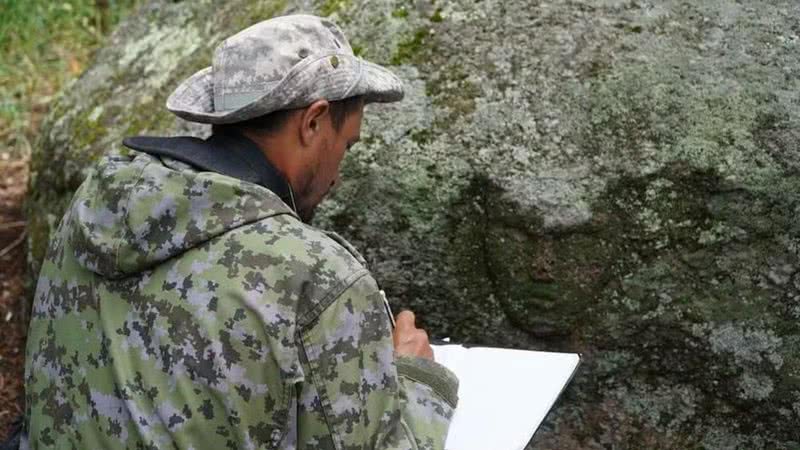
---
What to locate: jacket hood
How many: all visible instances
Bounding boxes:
[68,151,297,279]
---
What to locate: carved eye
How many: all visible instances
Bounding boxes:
[298,48,310,58]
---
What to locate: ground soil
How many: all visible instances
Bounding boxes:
[0,155,29,441]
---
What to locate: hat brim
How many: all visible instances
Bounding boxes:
[166,54,404,125]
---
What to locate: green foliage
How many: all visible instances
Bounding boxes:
[0,0,140,155]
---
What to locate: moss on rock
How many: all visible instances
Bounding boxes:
[26,0,800,448]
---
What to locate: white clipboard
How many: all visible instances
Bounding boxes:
[432,344,581,450]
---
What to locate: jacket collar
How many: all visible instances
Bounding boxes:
[206,132,298,211]
[123,131,298,213]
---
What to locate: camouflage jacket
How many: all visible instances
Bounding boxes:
[23,148,458,449]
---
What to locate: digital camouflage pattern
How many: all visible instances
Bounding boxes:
[23,151,458,449]
[167,14,404,124]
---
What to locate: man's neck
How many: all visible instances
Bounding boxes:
[242,130,304,193]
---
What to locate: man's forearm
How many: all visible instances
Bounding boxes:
[299,273,458,449]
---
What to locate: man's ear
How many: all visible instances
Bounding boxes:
[299,99,331,147]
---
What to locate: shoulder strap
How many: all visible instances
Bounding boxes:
[323,230,368,267]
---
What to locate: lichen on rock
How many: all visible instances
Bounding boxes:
[25,0,800,448]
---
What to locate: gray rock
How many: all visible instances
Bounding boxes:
[26,0,800,448]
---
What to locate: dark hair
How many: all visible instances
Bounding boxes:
[213,95,363,136]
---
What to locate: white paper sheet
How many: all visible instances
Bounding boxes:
[432,345,580,450]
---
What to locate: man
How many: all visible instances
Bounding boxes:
[22,14,458,450]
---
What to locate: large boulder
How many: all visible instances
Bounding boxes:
[26,0,800,448]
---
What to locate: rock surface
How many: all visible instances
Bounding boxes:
[26,0,800,448]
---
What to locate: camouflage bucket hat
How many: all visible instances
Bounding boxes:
[167,14,404,124]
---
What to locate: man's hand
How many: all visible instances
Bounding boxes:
[393,310,434,360]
